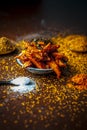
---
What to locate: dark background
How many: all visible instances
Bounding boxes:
[0,0,87,39]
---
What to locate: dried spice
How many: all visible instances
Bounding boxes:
[0,34,87,130]
[0,37,16,54]
[67,74,87,90]
[52,34,87,74]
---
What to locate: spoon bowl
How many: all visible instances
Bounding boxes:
[16,58,53,74]
[0,77,30,86]
[0,37,16,55]
[69,47,87,53]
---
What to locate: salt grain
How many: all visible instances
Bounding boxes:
[10,77,36,93]
[10,77,30,85]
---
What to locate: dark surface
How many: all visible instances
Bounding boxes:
[0,0,87,130]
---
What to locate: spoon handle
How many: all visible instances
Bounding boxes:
[0,80,11,85]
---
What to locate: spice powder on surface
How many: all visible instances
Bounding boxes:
[0,34,87,130]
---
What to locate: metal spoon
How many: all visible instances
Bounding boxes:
[69,48,87,53]
[0,77,30,86]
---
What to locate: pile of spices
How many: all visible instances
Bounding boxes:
[10,77,36,93]
[10,77,30,85]
[67,74,87,90]
[52,34,87,74]
[0,37,16,54]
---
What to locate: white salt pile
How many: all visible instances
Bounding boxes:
[10,77,36,93]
